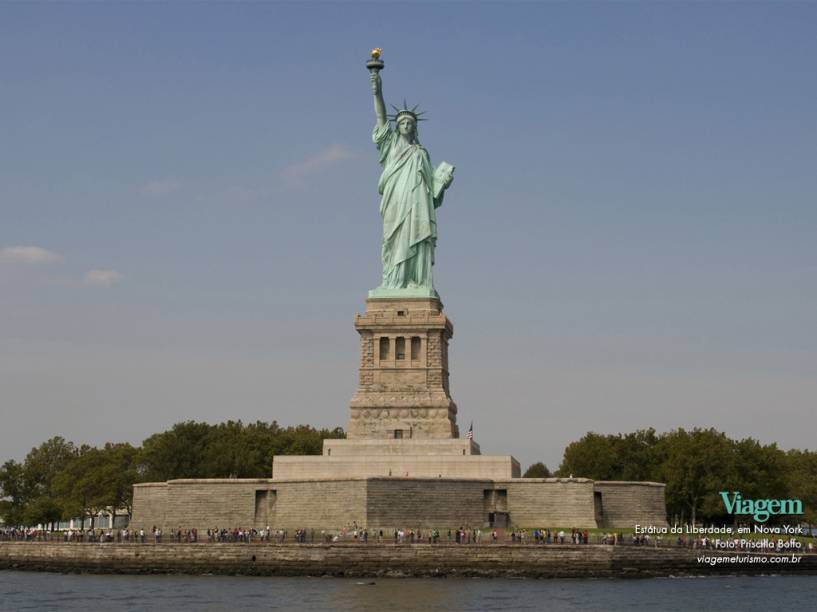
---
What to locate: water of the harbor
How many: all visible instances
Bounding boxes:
[1,572,816,611]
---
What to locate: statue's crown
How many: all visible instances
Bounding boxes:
[388,100,427,123]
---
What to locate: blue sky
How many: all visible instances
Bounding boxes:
[1,1,815,470]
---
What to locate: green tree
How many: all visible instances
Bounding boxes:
[557,433,619,479]
[614,429,660,481]
[137,421,213,481]
[784,449,817,524]
[0,460,27,526]
[653,428,738,525]
[733,438,789,505]
[92,443,140,521]
[523,462,551,478]
[53,445,119,529]
[137,420,345,481]
[20,437,76,528]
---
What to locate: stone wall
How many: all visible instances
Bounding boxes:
[595,481,668,528]
[504,479,598,527]
[131,477,666,532]
[274,480,367,529]
[130,483,167,529]
[162,480,266,529]
[131,480,270,532]
[2,542,814,578]
[366,478,489,528]
[132,479,368,532]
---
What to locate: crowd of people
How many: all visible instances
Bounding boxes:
[509,528,591,544]
[1,525,814,552]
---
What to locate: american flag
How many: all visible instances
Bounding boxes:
[465,422,473,440]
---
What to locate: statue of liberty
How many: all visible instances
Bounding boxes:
[367,50,454,298]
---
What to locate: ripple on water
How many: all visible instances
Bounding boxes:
[1,573,817,612]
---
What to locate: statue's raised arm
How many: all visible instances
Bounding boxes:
[367,48,387,128]
[371,71,387,129]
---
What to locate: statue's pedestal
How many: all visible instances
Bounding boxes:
[271,452,519,480]
[271,295,521,481]
[273,434,521,480]
[323,438,479,456]
[348,297,458,439]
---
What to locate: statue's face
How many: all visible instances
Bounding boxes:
[397,117,416,138]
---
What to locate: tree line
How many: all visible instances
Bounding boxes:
[2,424,814,528]
[0,420,344,529]
[524,427,817,525]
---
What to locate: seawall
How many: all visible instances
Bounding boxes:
[1,543,815,578]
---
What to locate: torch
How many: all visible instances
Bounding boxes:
[366,48,384,73]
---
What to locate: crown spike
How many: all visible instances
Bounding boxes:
[388,100,428,123]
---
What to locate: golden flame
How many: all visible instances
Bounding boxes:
[371,48,382,60]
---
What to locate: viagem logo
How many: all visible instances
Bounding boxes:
[720,491,804,523]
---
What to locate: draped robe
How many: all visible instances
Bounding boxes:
[373,122,442,290]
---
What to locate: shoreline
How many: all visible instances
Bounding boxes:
[1,542,815,578]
